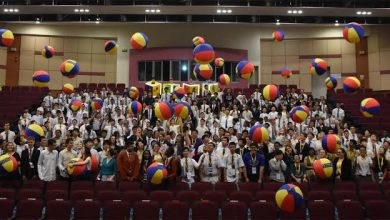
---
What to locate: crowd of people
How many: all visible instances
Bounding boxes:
[0,85,389,187]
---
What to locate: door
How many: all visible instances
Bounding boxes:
[5,34,21,86]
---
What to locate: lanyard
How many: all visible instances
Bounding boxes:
[231,155,235,169]
[185,158,189,173]
[378,157,384,172]
[251,154,256,165]
[295,163,300,173]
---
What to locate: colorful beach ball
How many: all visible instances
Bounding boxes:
[215,57,224,68]
[193,43,215,64]
[301,105,311,116]
[174,102,192,119]
[343,22,364,43]
[127,101,142,115]
[249,125,269,144]
[63,83,74,95]
[91,98,104,111]
[272,30,285,42]
[310,58,328,76]
[41,45,55,59]
[289,106,308,123]
[322,134,341,154]
[104,40,118,54]
[192,36,205,47]
[313,158,334,179]
[60,59,79,78]
[90,156,99,173]
[69,99,82,112]
[236,60,254,80]
[0,29,14,47]
[343,76,361,93]
[32,70,50,87]
[154,101,174,120]
[173,86,186,99]
[24,124,44,141]
[0,154,18,174]
[325,76,338,90]
[193,64,213,80]
[128,86,140,99]
[67,158,87,176]
[131,32,149,50]
[263,85,279,101]
[275,184,304,213]
[219,74,231,86]
[360,98,380,118]
[146,162,168,185]
[281,68,292,79]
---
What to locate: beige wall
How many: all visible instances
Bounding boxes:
[0,47,6,85]
[18,35,116,90]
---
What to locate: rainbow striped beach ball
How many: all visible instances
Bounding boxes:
[192,36,205,47]
[131,32,149,50]
[67,158,87,176]
[147,162,168,185]
[32,70,50,87]
[173,86,187,99]
[322,134,341,154]
[219,74,231,86]
[128,86,140,99]
[236,60,254,80]
[275,184,304,213]
[60,59,79,78]
[215,57,224,68]
[343,22,364,43]
[127,101,143,115]
[41,45,55,59]
[281,68,292,79]
[325,76,338,90]
[313,158,334,179]
[360,98,380,118]
[174,102,192,119]
[290,106,308,123]
[69,99,82,112]
[24,124,44,141]
[0,154,18,174]
[310,58,327,76]
[263,84,279,101]
[249,125,269,144]
[91,98,104,111]
[63,83,74,95]
[272,30,285,42]
[154,101,174,120]
[193,64,213,81]
[0,29,14,47]
[343,76,361,93]
[104,40,118,54]
[193,43,215,64]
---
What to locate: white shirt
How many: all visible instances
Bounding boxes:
[180,157,199,183]
[199,152,224,178]
[220,115,233,129]
[216,146,230,158]
[224,153,245,183]
[242,110,253,122]
[0,130,16,143]
[196,125,209,138]
[356,155,372,176]
[332,107,345,120]
[38,149,58,181]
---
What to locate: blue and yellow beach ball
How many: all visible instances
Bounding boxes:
[41,45,55,59]
[174,102,192,119]
[343,22,364,43]
[193,64,213,81]
[289,106,308,123]
[0,154,18,174]
[104,40,118,54]
[343,76,361,93]
[325,76,338,90]
[32,70,50,87]
[69,99,82,112]
[263,84,279,101]
[313,158,333,179]
[193,43,215,64]
[360,98,380,118]
[67,158,87,176]
[310,58,327,76]
[24,124,44,141]
[91,98,104,111]
[322,134,341,154]
[173,86,187,99]
[128,86,140,99]
[215,57,224,68]
[272,30,285,42]
[147,162,168,185]
[236,60,254,80]
[281,68,292,79]
[192,36,205,47]
[63,83,74,95]
[249,125,269,144]
[127,101,143,115]
[154,101,174,120]
[60,59,79,78]
[275,184,304,213]
[0,29,14,47]
[131,32,149,50]
[219,74,231,86]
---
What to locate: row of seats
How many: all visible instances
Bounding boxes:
[1,197,389,220]
[78,83,126,93]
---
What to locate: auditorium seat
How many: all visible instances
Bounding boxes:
[221,201,247,220]
[255,191,275,203]
[0,188,16,200]
[0,199,14,219]
[308,200,335,220]
[308,191,332,201]
[365,200,390,220]
[45,200,72,220]
[167,182,189,192]
[96,190,121,205]
[103,200,130,220]
[122,190,148,206]
[22,180,45,191]
[358,181,380,192]
[149,190,174,206]
[333,190,358,203]
[238,182,261,194]
[203,190,227,207]
[359,190,383,204]
[176,190,201,207]
[70,190,94,204]
[133,201,159,220]
[280,205,306,220]
[162,201,189,220]
[45,189,68,201]
[71,181,94,191]
[192,201,219,220]
[46,180,69,191]
[74,201,101,220]
[15,199,43,220]
[334,181,356,192]
[250,201,277,220]
[215,182,238,194]
[229,191,253,206]
[336,200,364,220]
[18,189,43,200]
[95,181,117,192]
[263,182,284,191]
[191,182,213,193]
[118,181,140,192]
[310,182,333,191]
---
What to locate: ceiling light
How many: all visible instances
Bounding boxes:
[35,18,40,24]
[356,11,362,15]
[227,9,232,13]
[74,9,79,12]
[217,9,221,13]
[4,8,18,13]
[276,19,280,25]
[298,10,303,14]
[145,9,150,12]
[95,21,100,24]
[85,9,89,13]
[151,9,155,13]
[80,9,84,12]
[362,11,367,15]
[222,9,227,13]
[367,11,372,15]
[292,10,297,14]
[287,10,292,14]
[335,20,339,26]
[3,9,8,12]
[156,9,160,13]
[14,9,19,12]
[9,9,14,12]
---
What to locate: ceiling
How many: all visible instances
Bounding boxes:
[0,0,389,24]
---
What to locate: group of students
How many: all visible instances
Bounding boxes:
[0,85,389,187]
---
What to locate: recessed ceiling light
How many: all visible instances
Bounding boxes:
[145,9,150,12]
[85,9,89,13]
[356,11,362,15]
[156,9,160,13]
[95,21,100,24]
[3,9,8,12]
[14,9,19,12]
[151,9,155,13]
[227,9,232,13]
[217,9,221,13]
[292,10,297,14]
[298,10,303,14]
[9,9,14,12]
[287,10,292,14]
[362,11,367,15]
[74,9,79,12]
[367,11,372,15]
[80,9,84,12]
[335,20,339,26]
[222,9,227,13]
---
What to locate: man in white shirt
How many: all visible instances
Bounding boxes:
[219,109,233,129]
[32,107,44,125]
[332,103,345,121]
[224,142,246,183]
[0,123,16,143]
[355,146,372,180]
[180,147,199,185]
[104,119,117,140]
[52,116,67,138]
[216,136,230,158]
[242,105,253,123]
[43,91,54,111]
[161,87,171,101]
[38,139,58,181]
[200,100,210,113]
[57,138,77,179]
[196,118,209,138]
[252,88,262,102]
[198,142,224,183]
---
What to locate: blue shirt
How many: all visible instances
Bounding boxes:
[100,158,116,176]
[242,152,265,176]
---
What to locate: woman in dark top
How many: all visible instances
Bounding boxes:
[333,148,353,181]
[1,142,21,180]
[139,150,153,182]
[371,146,388,183]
